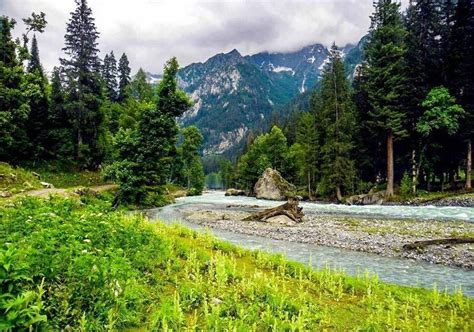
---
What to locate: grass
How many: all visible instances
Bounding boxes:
[0,162,42,194]
[36,168,108,188]
[1,195,473,331]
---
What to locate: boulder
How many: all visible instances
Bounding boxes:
[225,188,246,196]
[266,215,296,227]
[347,190,386,205]
[254,168,296,200]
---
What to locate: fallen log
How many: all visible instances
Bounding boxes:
[403,237,474,250]
[243,198,304,223]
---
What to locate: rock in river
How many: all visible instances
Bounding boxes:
[225,188,246,196]
[254,168,296,200]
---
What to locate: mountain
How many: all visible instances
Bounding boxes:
[177,49,298,155]
[147,38,365,156]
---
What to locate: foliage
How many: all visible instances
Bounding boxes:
[417,87,465,137]
[107,58,191,205]
[400,171,413,199]
[1,196,473,330]
[180,126,205,194]
[117,52,131,102]
[316,44,355,200]
[60,0,107,169]
[219,160,234,189]
[237,126,288,191]
[102,51,118,101]
[130,68,154,103]
[0,162,42,194]
[0,16,30,163]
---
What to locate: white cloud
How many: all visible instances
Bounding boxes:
[1,0,409,74]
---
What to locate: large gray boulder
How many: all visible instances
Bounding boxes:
[254,168,296,200]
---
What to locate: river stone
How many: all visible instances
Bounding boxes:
[254,168,296,200]
[347,190,386,205]
[265,215,296,226]
[225,188,246,196]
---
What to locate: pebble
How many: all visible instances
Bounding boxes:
[183,206,474,270]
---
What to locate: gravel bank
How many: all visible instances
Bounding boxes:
[181,205,474,270]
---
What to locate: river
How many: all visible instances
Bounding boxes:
[149,191,474,296]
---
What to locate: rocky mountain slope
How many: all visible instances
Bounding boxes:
[146,38,365,156]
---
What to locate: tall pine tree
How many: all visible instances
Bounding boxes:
[102,51,118,101]
[317,44,355,201]
[117,52,131,102]
[0,16,29,162]
[365,0,408,197]
[48,67,74,160]
[404,0,444,193]
[448,0,474,190]
[60,0,106,169]
[295,112,318,198]
[25,34,50,160]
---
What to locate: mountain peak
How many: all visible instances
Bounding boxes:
[227,48,241,56]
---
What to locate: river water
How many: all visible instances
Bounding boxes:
[149,192,474,296]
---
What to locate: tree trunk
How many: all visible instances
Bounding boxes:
[466,139,472,190]
[411,149,417,194]
[307,171,312,200]
[336,185,342,202]
[77,130,83,160]
[403,237,474,250]
[386,131,394,197]
[243,198,304,223]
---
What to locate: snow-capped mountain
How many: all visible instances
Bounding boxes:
[146,38,365,156]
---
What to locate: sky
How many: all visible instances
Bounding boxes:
[1,0,409,74]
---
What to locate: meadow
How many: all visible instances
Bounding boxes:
[1,193,473,330]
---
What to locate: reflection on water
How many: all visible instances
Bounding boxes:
[149,192,474,296]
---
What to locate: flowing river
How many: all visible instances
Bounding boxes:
[149,191,474,296]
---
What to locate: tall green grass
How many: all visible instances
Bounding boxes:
[1,195,472,330]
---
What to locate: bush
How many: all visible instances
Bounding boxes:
[400,172,413,199]
[187,187,201,196]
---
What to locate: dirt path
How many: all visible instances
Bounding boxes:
[18,184,118,199]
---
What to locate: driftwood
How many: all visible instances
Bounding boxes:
[403,237,474,250]
[243,198,304,223]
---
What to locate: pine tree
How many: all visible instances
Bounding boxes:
[317,44,355,200]
[448,0,474,189]
[107,57,191,205]
[139,57,191,184]
[48,67,74,160]
[27,34,41,73]
[365,0,408,197]
[0,16,30,162]
[404,0,445,193]
[181,126,205,194]
[24,34,50,160]
[295,112,318,198]
[60,0,106,169]
[102,51,118,101]
[117,52,131,102]
[130,68,153,102]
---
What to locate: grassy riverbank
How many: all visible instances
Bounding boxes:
[1,194,473,330]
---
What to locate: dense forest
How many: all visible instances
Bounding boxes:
[221,0,473,201]
[0,0,205,205]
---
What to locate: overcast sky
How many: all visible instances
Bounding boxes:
[1,0,408,74]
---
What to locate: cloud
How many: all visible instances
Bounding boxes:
[1,0,409,74]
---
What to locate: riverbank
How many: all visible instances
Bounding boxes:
[180,203,474,269]
[2,195,473,330]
